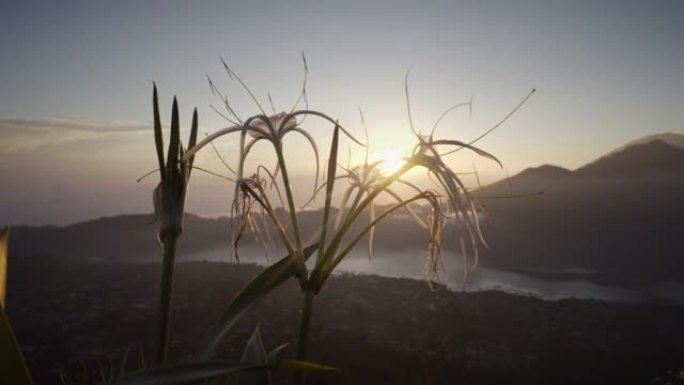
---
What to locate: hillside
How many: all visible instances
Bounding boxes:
[7,258,684,385]
[475,138,684,286]
[576,139,684,176]
[610,132,684,153]
[7,208,428,261]
[8,214,234,260]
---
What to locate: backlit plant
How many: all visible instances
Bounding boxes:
[180,61,535,385]
[150,85,198,366]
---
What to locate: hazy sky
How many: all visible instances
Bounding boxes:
[2,0,683,225]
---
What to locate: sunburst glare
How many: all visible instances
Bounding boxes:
[379,147,406,175]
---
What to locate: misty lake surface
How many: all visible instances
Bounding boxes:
[176,246,684,304]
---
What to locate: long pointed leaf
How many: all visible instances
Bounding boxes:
[313,124,339,274]
[198,243,319,358]
[167,97,180,173]
[265,343,289,362]
[0,227,34,385]
[101,359,336,385]
[101,361,259,385]
[0,226,7,307]
[152,84,165,181]
[0,311,34,385]
[238,324,269,385]
[186,108,199,175]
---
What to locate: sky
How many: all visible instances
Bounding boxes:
[1,0,683,225]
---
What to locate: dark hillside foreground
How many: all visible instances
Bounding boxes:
[6,257,684,385]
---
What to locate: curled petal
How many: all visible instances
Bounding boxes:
[183,125,242,161]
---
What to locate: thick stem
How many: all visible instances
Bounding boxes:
[154,234,179,366]
[294,290,316,385]
[275,144,306,278]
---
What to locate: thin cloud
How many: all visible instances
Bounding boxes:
[0,117,151,153]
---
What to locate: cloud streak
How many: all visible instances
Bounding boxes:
[0,116,151,153]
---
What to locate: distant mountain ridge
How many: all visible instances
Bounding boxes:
[7,134,684,287]
[8,214,234,260]
[610,132,684,152]
[475,134,684,286]
[576,139,684,176]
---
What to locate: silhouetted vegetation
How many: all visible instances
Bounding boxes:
[7,257,684,385]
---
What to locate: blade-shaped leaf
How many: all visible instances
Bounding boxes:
[100,360,257,385]
[0,311,34,385]
[241,324,266,364]
[152,84,165,181]
[265,343,289,363]
[101,360,336,385]
[277,360,338,373]
[0,226,8,307]
[167,97,180,173]
[238,324,269,385]
[197,243,319,358]
[186,108,199,174]
[0,227,34,385]
[312,125,339,279]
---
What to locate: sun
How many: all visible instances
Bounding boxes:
[379,147,406,175]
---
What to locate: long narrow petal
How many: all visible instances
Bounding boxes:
[182,125,242,161]
[291,127,320,194]
[289,110,364,146]
[429,101,472,137]
[430,139,502,168]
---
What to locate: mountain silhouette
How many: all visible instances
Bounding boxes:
[610,132,684,153]
[475,137,684,286]
[8,135,684,288]
[576,139,684,176]
[8,214,234,260]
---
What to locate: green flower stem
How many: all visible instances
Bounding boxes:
[154,233,179,366]
[274,144,306,279]
[325,193,428,276]
[315,162,414,276]
[294,289,316,385]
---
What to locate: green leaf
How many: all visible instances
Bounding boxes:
[99,359,336,385]
[0,311,34,385]
[265,343,289,363]
[100,360,257,385]
[277,360,339,373]
[311,124,339,283]
[152,84,165,181]
[186,108,199,175]
[0,226,8,307]
[0,226,34,385]
[241,324,267,364]
[197,243,319,359]
[238,324,269,385]
[167,97,180,174]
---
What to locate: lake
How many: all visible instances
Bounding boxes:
[176,245,684,304]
